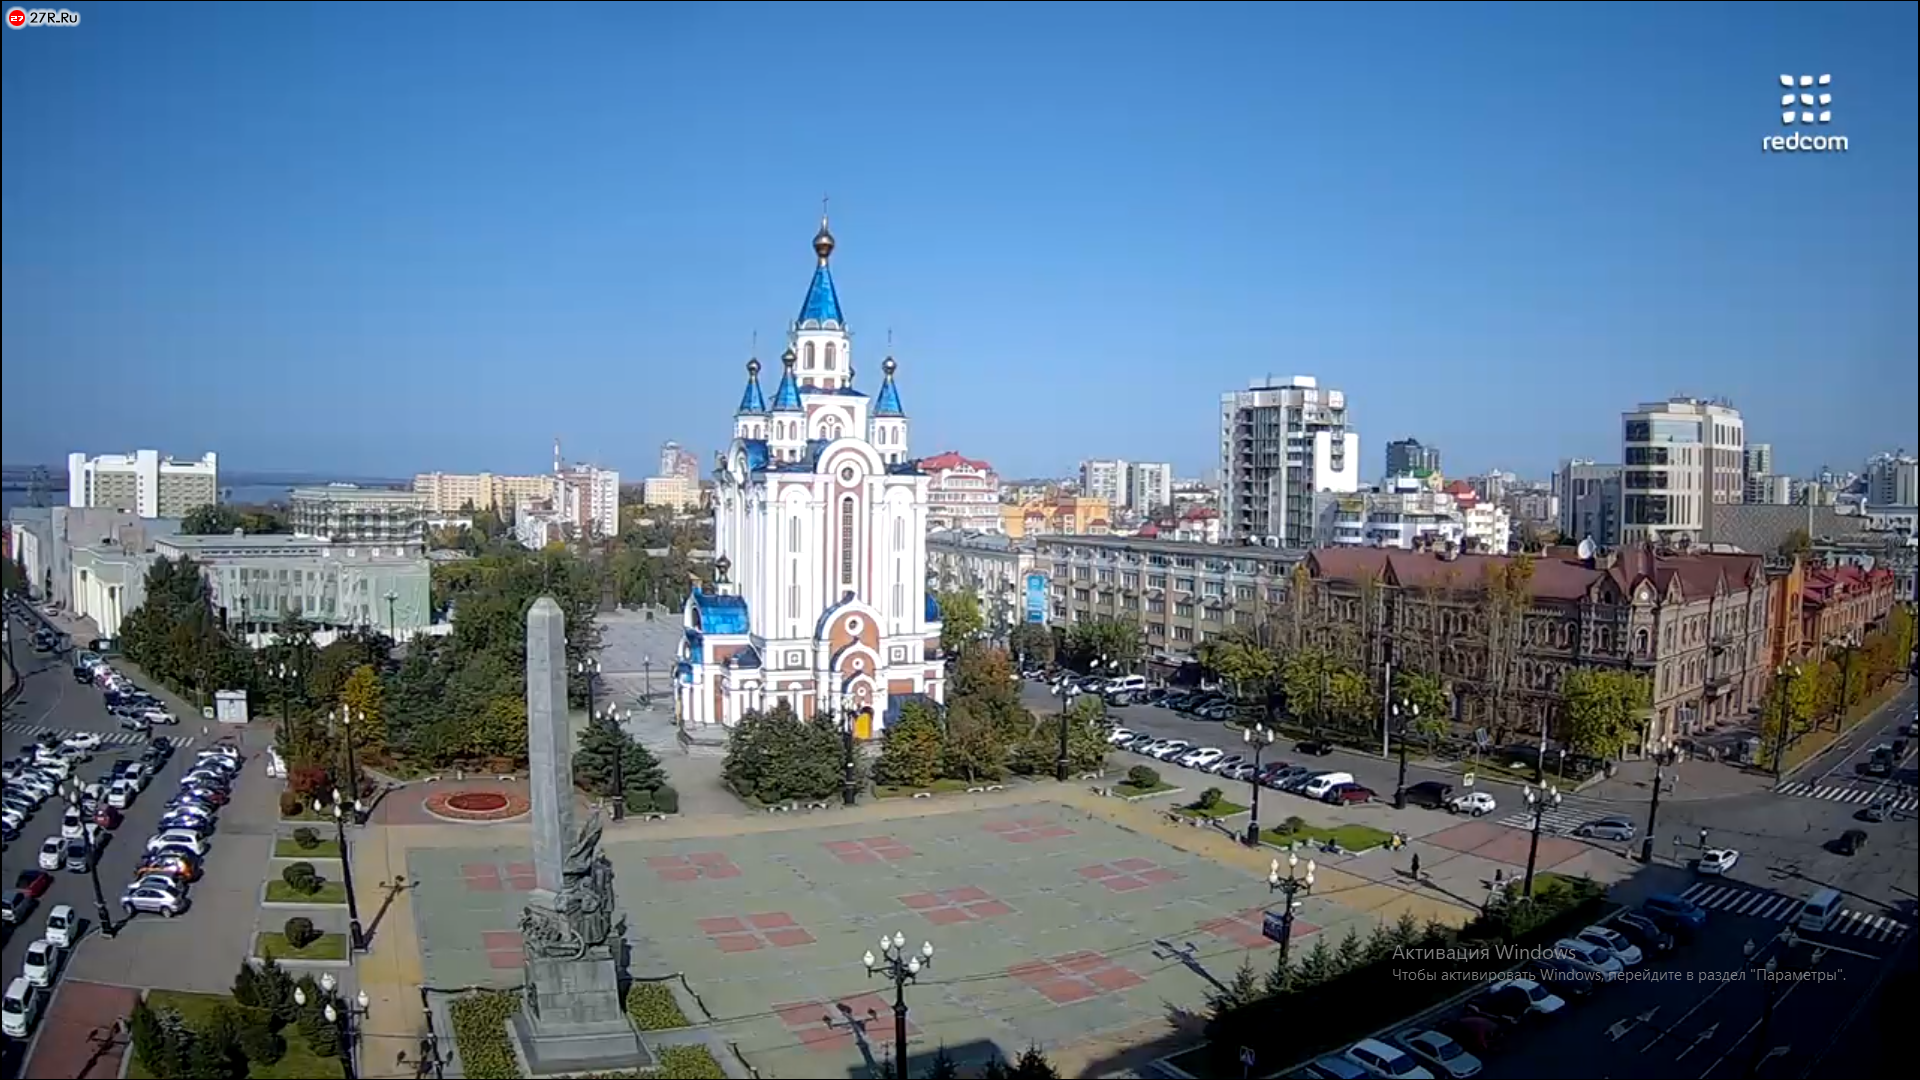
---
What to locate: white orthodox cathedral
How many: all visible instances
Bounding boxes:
[675,217,945,738]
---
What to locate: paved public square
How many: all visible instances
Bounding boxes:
[407,801,1387,1076]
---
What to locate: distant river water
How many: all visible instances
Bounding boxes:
[2,483,307,516]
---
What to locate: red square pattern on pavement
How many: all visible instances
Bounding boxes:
[982,816,1077,843]
[696,912,816,952]
[481,930,523,969]
[773,994,918,1054]
[462,863,504,893]
[1073,860,1184,892]
[502,859,538,890]
[646,852,743,882]
[822,836,916,864]
[1007,952,1146,1004]
[1199,908,1321,950]
[896,887,1016,925]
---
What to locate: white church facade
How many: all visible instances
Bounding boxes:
[675,217,945,738]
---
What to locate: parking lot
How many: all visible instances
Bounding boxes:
[2,603,268,1068]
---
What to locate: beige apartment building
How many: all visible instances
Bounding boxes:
[1037,534,1306,667]
[412,471,554,515]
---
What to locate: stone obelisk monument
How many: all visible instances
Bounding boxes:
[510,597,650,1075]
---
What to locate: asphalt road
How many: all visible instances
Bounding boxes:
[0,612,243,1068]
[1479,883,1899,1079]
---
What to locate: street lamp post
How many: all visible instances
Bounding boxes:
[273,661,298,754]
[1770,661,1801,781]
[1828,632,1858,730]
[331,708,365,811]
[600,704,633,821]
[316,789,368,952]
[295,974,370,1080]
[864,932,934,1080]
[1241,723,1275,846]
[840,692,859,807]
[1741,936,1783,1078]
[1521,784,1561,897]
[1640,739,1675,864]
[384,591,398,640]
[640,654,653,706]
[1266,854,1316,971]
[577,657,601,726]
[63,779,117,939]
[1390,698,1417,809]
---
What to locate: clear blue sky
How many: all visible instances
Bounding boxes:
[4,2,1915,482]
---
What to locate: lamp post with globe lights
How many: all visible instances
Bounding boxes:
[1241,723,1275,846]
[272,660,299,753]
[1389,697,1418,808]
[62,778,116,938]
[316,789,367,952]
[1266,854,1315,970]
[330,707,365,815]
[1521,784,1561,897]
[864,932,934,1080]
[295,973,370,1080]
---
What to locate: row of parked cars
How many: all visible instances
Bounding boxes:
[75,651,179,730]
[121,741,246,919]
[1107,728,1377,805]
[1287,894,1711,1078]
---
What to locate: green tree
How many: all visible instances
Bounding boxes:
[723,701,850,803]
[338,663,388,756]
[1295,936,1340,988]
[1279,648,1337,727]
[1008,621,1054,666]
[1777,528,1812,558]
[1062,617,1142,671]
[873,700,946,788]
[984,1046,1061,1080]
[942,700,1007,782]
[1333,927,1365,975]
[1558,669,1651,759]
[937,590,985,655]
[572,709,669,810]
[1208,959,1266,1021]
[1758,662,1820,768]
[1197,628,1279,700]
[1391,670,1451,747]
[950,647,1022,716]
[1479,555,1537,744]
[1325,666,1374,729]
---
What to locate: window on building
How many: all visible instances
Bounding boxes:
[1149,574,1167,589]
[1202,607,1221,622]
[825,342,837,370]
[1075,588,1091,602]
[1176,602,1194,618]
[1173,625,1193,641]
[804,342,816,369]
[893,518,905,552]
[839,497,856,586]
[789,516,801,551]
[893,582,903,616]
[1175,577,1195,592]
[788,583,800,620]
[1123,572,1139,588]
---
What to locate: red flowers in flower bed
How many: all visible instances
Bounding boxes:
[424,789,530,822]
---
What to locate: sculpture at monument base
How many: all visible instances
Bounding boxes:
[509,597,651,1076]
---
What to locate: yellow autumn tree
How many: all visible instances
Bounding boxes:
[337,664,387,756]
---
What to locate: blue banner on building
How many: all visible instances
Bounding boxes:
[1024,573,1048,623]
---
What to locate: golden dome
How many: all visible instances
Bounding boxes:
[813,216,835,262]
[746,357,761,378]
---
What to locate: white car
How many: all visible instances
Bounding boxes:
[198,745,243,765]
[61,808,84,840]
[13,774,55,800]
[1105,728,1136,745]
[21,939,62,989]
[1576,925,1643,967]
[1178,747,1225,770]
[145,830,207,857]
[2,977,41,1038]
[28,756,70,781]
[1485,977,1566,1016]
[1552,938,1625,980]
[61,733,104,753]
[44,905,77,948]
[121,885,187,918]
[1699,848,1740,875]
[1152,740,1193,761]
[1448,791,1498,817]
[1345,1037,1435,1079]
[38,837,64,871]
[106,781,134,810]
[1396,1029,1482,1080]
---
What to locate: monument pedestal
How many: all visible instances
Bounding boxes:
[511,946,652,1077]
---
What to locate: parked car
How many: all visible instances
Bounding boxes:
[1698,848,1740,875]
[1152,741,1194,762]
[1178,747,1225,770]
[0,892,34,926]
[1612,911,1676,954]
[92,805,122,830]
[1641,893,1708,934]
[1448,792,1498,817]
[1476,978,1566,1021]
[135,854,201,884]
[1574,816,1635,841]
[1394,1029,1482,1080]
[2,977,43,1038]
[1530,955,1599,999]
[1343,1037,1434,1079]
[12,870,54,899]
[21,939,62,988]
[64,840,93,873]
[44,905,77,948]
[1328,784,1378,805]
[38,837,65,872]
[1551,938,1624,980]
[120,884,187,918]
[1435,1016,1503,1055]
[1577,925,1643,967]
[1295,739,1335,756]
[145,830,208,856]
[1404,781,1454,809]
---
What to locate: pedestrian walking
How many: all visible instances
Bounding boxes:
[1410,852,1422,880]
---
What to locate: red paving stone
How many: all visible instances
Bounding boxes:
[764,927,817,947]
[825,836,917,864]
[702,912,815,951]
[898,887,1017,924]
[1200,909,1280,949]
[715,934,763,953]
[1006,952,1146,1005]
[481,930,521,949]
[1076,863,1121,879]
[648,852,742,881]
[774,994,917,1054]
[1075,859,1183,892]
[23,980,138,1080]
[1112,856,1157,872]
[505,861,535,875]
[748,912,797,929]
[482,929,524,969]
[985,814,1080,843]
[698,916,747,934]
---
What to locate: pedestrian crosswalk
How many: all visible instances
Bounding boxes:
[2,720,196,752]
[1678,882,1911,944]
[1774,781,1917,813]
[1494,793,1615,836]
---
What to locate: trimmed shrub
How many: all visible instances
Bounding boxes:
[281,862,320,895]
[624,981,689,1030]
[238,1020,286,1066]
[283,916,316,949]
[278,791,305,818]
[1124,764,1161,789]
[291,827,321,850]
[650,785,679,815]
[1198,787,1224,810]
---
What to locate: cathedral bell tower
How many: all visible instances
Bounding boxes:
[791,214,850,392]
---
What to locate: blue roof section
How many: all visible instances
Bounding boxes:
[873,373,905,418]
[771,364,804,412]
[797,265,844,327]
[742,439,770,473]
[925,591,942,622]
[682,627,705,663]
[691,588,751,635]
[736,369,767,415]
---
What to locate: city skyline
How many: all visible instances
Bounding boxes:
[3,4,1916,481]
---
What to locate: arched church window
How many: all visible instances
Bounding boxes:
[825,342,837,370]
[894,517,905,552]
[803,342,816,369]
[789,516,801,552]
[840,496,857,586]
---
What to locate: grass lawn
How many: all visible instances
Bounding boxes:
[1261,821,1396,852]
[874,777,979,799]
[1178,799,1248,819]
[265,879,348,904]
[1113,780,1178,798]
[130,990,344,1080]
[254,930,348,961]
[272,836,340,859]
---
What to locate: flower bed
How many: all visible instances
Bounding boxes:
[424,789,530,822]
[625,981,688,1030]
[451,988,726,1078]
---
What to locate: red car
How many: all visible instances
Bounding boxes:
[93,805,122,829]
[13,869,54,899]
[1328,784,1377,805]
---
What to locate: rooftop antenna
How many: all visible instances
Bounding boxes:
[553,437,562,476]
[751,329,758,358]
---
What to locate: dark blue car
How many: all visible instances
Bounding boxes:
[1641,893,1707,935]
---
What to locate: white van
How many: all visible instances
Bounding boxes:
[1302,772,1355,800]
[1795,888,1843,932]
[45,904,77,948]
[1106,675,1149,695]
[1,977,39,1038]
